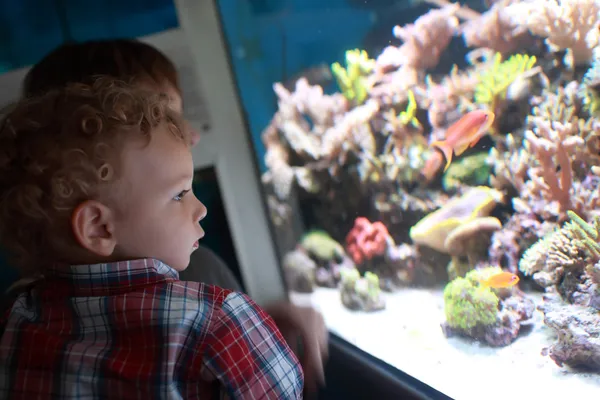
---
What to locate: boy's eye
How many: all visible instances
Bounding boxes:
[174,189,190,202]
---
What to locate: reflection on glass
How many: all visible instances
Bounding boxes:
[217,0,600,399]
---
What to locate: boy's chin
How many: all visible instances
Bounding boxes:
[167,257,192,272]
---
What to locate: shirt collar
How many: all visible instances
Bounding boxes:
[41,258,180,297]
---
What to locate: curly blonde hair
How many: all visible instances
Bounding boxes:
[0,77,189,273]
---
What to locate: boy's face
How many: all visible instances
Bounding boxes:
[109,124,207,271]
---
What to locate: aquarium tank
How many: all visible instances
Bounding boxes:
[215,0,600,398]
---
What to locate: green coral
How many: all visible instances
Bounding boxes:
[340,267,360,289]
[361,272,381,298]
[442,152,491,191]
[474,52,537,110]
[340,269,380,297]
[519,228,560,276]
[443,268,500,330]
[398,90,421,129]
[565,210,600,260]
[331,49,375,105]
[340,268,385,311]
[300,230,345,261]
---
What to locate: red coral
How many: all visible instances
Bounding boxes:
[345,217,391,265]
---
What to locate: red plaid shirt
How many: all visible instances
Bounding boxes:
[0,259,304,399]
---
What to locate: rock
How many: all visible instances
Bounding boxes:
[538,293,600,370]
[283,249,316,293]
[442,267,535,347]
[340,269,386,312]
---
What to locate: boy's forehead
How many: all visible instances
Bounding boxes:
[121,126,192,187]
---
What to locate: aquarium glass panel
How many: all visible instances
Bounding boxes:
[217,0,600,398]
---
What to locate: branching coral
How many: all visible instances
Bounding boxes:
[485,80,593,271]
[397,90,421,130]
[331,49,376,105]
[519,211,600,305]
[488,133,531,193]
[520,110,600,221]
[488,82,584,194]
[425,0,531,54]
[376,4,459,71]
[262,78,347,200]
[262,78,381,201]
[523,118,580,215]
[380,89,423,153]
[522,213,600,370]
[488,94,600,273]
[474,52,538,114]
[505,0,600,68]
[460,0,532,54]
[422,63,481,130]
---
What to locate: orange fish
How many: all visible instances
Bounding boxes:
[430,109,495,172]
[480,271,519,289]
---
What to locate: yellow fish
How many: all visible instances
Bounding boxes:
[480,271,519,289]
[430,109,495,172]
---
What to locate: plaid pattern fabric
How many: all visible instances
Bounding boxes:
[0,259,304,399]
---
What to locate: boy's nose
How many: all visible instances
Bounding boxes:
[196,202,207,222]
[190,130,201,147]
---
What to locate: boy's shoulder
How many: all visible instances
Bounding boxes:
[167,280,273,330]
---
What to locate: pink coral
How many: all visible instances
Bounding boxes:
[345,217,391,265]
[375,4,459,71]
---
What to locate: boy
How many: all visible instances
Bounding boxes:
[0,78,304,399]
[20,39,328,395]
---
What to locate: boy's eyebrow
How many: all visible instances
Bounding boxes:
[168,172,194,188]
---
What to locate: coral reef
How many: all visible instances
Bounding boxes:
[519,210,600,369]
[442,267,535,347]
[474,52,538,117]
[282,231,355,292]
[262,0,600,376]
[376,3,459,71]
[442,152,491,191]
[345,217,393,265]
[409,186,504,277]
[460,0,533,55]
[520,211,600,306]
[331,49,376,105]
[504,0,600,68]
[340,269,386,312]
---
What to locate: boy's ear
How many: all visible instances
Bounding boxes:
[71,200,117,257]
